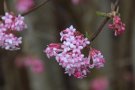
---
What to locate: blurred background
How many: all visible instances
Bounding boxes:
[0,0,135,90]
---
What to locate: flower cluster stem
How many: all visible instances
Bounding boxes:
[90,0,120,42]
[90,17,110,42]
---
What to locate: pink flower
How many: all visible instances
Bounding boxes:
[71,0,88,5]
[90,77,109,90]
[2,12,27,31]
[16,0,34,13]
[31,60,44,73]
[44,26,106,78]
[1,34,22,50]
[56,52,91,78]
[0,12,27,50]
[89,48,105,68]
[71,0,80,5]
[60,25,90,51]
[44,43,61,58]
[26,57,44,73]
[13,14,27,31]
[109,16,125,36]
[15,56,44,73]
[1,12,13,24]
[44,25,91,78]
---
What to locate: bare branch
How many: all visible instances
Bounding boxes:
[90,17,110,41]
[90,0,120,42]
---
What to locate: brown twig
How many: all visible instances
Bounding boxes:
[22,0,50,16]
[114,0,120,11]
[90,0,120,42]
[90,17,110,41]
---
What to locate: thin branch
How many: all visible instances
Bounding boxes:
[90,17,110,41]
[22,0,50,16]
[114,0,120,10]
[90,0,120,42]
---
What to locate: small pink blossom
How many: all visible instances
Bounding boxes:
[109,16,125,36]
[23,56,44,73]
[71,0,80,5]
[44,43,61,58]
[16,0,34,13]
[15,56,44,73]
[0,12,27,50]
[2,12,27,31]
[71,0,88,5]
[90,77,109,90]
[89,48,105,68]
[1,34,22,50]
[56,52,91,78]
[27,57,44,73]
[13,14,27,31]
[31,60,44,73]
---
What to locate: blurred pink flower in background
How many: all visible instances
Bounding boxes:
[27,58,44,73]
[15,56,44,73]
[71,0,80,5]
[16,0,34,13]
[71,0,88,5]
[90,77,109,90]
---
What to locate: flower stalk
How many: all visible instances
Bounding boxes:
[90,0,120,42]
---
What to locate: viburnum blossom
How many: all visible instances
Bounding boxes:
[44,25,105,78]
[89,48,105,68]
[45,43,61,58]
[71,0,80,5]
[2,13,27,31]
[44,25,91,78]
[0,12,27,50]
[109,16,125,36]
[15,56,44,73]
[71,0,88,5]
[16,0,34,13]
[24,58,44,73]
[90,77,109,90]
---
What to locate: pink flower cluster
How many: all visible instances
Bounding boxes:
[44,25,105,78]
[16,0,34,13]
[89,48,105,68]
[109,16,125,36]
[0,12,27,50]
[15,56,44,73]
